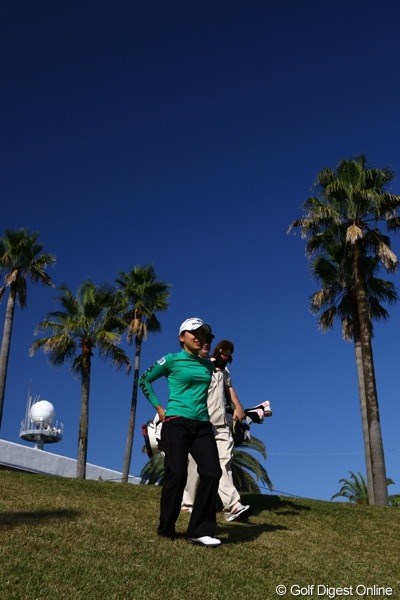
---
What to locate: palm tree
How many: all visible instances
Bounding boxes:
[332,471,369,504]
[0,228,55,428]
[30,281,129,479]
[140,452,165,485]
[310,235,398,502]
[140,433,272,493]
[116,265,171,483]
[332,471,394,504]
[289,155,400,505]
[232,436,273,493]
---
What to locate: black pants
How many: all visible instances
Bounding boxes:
[158,417,222,539]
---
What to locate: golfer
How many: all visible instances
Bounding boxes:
[139,317,222,547]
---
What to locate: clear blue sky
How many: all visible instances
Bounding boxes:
[2,0,400,501]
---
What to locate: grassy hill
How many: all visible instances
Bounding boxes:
[1,471,399,600]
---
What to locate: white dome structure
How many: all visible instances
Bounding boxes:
[20,395,63,450]
[30,400,55,428]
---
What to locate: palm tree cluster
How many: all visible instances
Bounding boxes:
[289,155,400,505]
[0,228,275,490]
[0,228,170,480]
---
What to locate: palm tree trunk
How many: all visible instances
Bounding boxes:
[122,336,142,483]
[0,290,16,429]
[353,241,388,505]
[76,351,91,479]
[353,317,374,504]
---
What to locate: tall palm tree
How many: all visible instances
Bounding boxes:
[30,281,129,479]
[289,155,400,505]
[310,235,398,502]
[0,228,55,428]
[116,265,171,483]
[140,433,272,493]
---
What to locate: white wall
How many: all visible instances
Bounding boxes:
[0,439,140,484]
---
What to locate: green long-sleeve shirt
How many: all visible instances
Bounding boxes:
[139,349,214,421]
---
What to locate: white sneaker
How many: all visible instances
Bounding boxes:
[225,503,251,522]
[181,505,193,513]
[189,536,221,547]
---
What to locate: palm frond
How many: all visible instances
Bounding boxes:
[140,453,165,485]
[233,448,272,490]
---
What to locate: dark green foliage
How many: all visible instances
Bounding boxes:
[332,471,395,505]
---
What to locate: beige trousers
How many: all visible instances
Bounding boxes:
[182,423,241,512]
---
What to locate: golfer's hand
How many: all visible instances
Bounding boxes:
[233,406,245,421]
[156,405,166,422]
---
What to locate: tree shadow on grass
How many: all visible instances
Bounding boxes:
[170,495,311,545]
[170,522,286,545]
[244,494,311,516]
[218,521,287,545]
[212,495,311,544]
[0,509,81,530]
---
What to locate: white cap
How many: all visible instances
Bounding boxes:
[179,317,212,336]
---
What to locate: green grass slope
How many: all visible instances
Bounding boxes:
[1,471,399,599]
